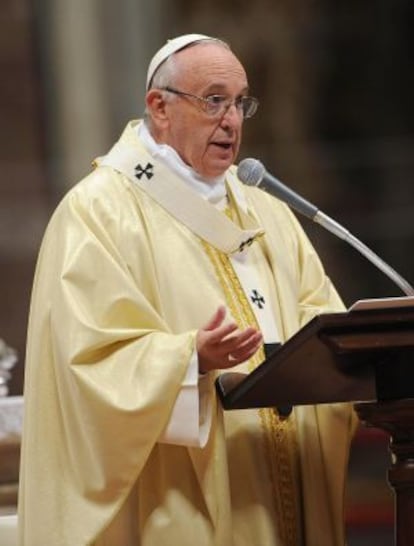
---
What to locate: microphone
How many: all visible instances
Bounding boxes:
[237,158,414,297]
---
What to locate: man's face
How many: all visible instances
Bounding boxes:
[151,43,249,180]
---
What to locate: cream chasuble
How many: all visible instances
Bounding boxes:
[19,120,356,546]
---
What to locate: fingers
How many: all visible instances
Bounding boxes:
[226,331,263,365]
[217,326,259,354]
[202,321,239,345]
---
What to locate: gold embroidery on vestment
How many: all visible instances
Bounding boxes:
[201,216,300,546]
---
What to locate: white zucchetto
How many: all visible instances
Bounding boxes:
[146,33,221,90]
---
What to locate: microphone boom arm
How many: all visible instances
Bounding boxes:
[314,211,414,297]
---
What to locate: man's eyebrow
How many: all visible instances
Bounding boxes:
[203,84,250,95]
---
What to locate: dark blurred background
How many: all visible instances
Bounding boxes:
[1,0,413,543]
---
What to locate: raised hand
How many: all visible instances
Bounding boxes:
[196,305,263,374]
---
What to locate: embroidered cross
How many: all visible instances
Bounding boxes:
[135,162,154,180]
[238,237,254,253]
[250,289,265,309]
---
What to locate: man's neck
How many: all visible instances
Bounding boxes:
[138,121,227,205]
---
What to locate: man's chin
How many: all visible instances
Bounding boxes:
[205,162,234,179]
[210,154,236,175]
[196,148,238,178]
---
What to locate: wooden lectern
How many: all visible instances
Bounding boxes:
[216,302,414,546]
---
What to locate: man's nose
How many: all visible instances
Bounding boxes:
[220,103,243,128]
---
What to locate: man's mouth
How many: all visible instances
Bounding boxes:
[211,142,233,150]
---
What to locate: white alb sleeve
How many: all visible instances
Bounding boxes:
[158,350,212,447]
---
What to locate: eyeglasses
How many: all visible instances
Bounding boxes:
[162,86,259,119]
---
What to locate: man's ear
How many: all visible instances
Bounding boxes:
[146,89,169,129]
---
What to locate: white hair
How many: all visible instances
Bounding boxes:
[150,54,178,90]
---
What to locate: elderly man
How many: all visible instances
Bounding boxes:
[19,34,355,546]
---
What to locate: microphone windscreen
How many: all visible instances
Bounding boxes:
[237,158,265,186]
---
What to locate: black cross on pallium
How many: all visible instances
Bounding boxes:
[135,162,154,180]
[238,237,254,253]
[250,289,265,309]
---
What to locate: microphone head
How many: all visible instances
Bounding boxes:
[237,158,265,187]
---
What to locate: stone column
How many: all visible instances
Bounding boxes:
[42,0,165,190]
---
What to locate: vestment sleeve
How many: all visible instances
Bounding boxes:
[22,173,206,541]
[286,206,345,322]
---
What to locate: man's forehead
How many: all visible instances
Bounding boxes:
[175,45,248,90]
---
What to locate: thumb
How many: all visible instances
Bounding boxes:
[203,305,227,331]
